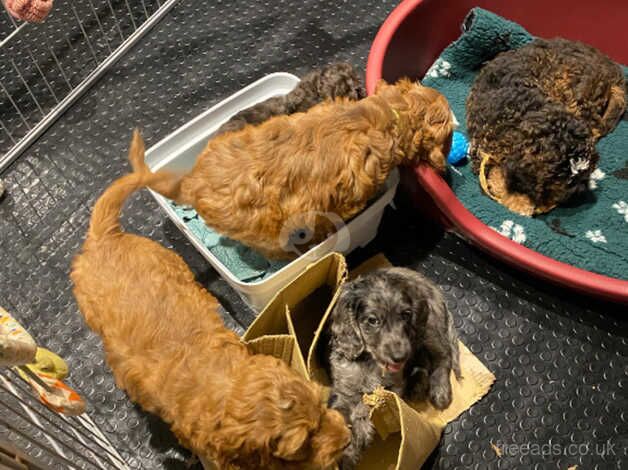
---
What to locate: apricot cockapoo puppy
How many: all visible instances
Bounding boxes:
[147,79,454,259]
[71,131,350,470]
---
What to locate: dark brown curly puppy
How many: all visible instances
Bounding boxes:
[467,38,626,215]
[146,79,453,259]
[216,63,365,135]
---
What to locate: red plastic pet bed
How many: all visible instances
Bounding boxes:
[366,0,628,303]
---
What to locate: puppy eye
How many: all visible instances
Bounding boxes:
[402,309,413,318]
[366,316,380,327]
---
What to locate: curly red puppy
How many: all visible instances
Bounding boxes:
[147,79,453,259]
[71,131,349,469]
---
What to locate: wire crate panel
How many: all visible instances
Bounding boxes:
[0,0,179,172]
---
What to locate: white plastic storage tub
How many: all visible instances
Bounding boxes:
[145,72,399,310]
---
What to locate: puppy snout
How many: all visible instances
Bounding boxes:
[384,341,410,363]
[390,351,407,363]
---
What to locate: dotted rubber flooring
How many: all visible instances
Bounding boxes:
[0,1,626,469]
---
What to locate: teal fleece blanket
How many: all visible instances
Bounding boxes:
[171,203,288,283]
[422,8,628,280]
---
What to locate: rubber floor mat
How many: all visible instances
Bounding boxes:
[0,1,625,469]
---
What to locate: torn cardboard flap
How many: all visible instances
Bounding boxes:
[284,305,310,379]
[245,334,295,364]
[243,253,346,342]
[405,341,496,427]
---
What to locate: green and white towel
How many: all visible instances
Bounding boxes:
[422,8,628,280]
[171,202,289,282]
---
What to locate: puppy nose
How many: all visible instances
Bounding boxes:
[390,352,406,363]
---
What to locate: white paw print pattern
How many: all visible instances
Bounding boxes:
[585,229,607,244]
[569,157,590,176]
[426,59,452,78]
[588,168,606,190]
[492,220,527,244]
[612,200,628,222]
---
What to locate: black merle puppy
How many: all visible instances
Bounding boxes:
[215,62,365,135]
[326,267,460,469]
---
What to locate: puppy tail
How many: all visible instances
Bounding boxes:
[127,129,185,200]
[87,130,180,240]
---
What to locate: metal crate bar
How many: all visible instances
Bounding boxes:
[0,0,180,172]
[0,368,129,469]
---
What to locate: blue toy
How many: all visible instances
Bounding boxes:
[447,130,469,165]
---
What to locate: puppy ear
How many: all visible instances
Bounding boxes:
[426,100,451,126]
[330,289,365,359]
[427,146,447,173]
[424,101,453,172]
[310,409,350,469]
[273,425,309,460]
[400,269,461,378]
[426,291,461,379]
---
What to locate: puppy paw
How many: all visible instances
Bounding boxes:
[429,367,453,409]
[341,439,365,470]
[350,403,375,446]
[340,453,358,470]
[341,403,374,469]
[429,384,452,410]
